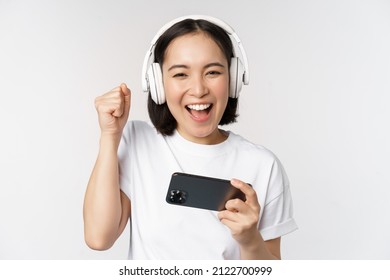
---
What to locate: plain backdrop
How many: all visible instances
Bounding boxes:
[1,0,389,260]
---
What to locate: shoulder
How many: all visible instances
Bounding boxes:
[228,132,288,182]
[227,132,290,200]
[118,120,164,163]
[121,120,159,141]
[228,131,278,163]
[123,120,155,134]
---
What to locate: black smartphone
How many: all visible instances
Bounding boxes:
[166,172,246,211]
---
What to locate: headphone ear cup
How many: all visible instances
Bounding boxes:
[229,57,244,98]
[148,63,165,104]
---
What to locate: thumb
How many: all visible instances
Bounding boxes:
[120,83,130,97]
[120,83,131,117]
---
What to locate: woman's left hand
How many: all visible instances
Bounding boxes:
[218,178,261,246]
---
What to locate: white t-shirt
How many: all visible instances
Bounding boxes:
[118,120,297,259]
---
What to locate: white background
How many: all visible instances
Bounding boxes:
[0,0,389,260]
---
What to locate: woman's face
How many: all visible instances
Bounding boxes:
[162,32,229,144]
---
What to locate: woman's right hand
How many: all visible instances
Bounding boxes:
[94,83,131,138]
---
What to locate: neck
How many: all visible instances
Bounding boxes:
[177,128,228,145]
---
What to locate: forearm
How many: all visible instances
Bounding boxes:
[239,233,280,260]
[83,134,122,249]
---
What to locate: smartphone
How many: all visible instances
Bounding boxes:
[166,172,246,211]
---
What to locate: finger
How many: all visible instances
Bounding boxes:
[96,88,121,104]
[219,217,238,232]
[220,209,259,230]
[96,102,122,116]
[225,198,246,213]
[218,210,239,223]
[110,87,125,117]
[95,89,121,120]
[231,179,259,206]
[219,215,252,238]
[109,85,121,92]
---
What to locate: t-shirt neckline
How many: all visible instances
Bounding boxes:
[167,129,234,157]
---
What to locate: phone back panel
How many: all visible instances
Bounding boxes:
[166,172,246,211]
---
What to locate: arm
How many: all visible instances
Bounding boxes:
[83,84,131,250]
[239,234,281,260]
[218,179,281,260]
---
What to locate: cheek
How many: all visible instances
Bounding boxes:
[213,78,230,100]
[165,94,183,112]
[164,82,184,118]
[164,82,179,104]
[215,80,230,113]
[163,78,184,101]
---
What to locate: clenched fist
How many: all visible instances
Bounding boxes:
[94,83,131,137]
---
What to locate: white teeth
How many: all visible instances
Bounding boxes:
[187,104,211,111]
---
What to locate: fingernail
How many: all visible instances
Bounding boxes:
[231,178,238,184]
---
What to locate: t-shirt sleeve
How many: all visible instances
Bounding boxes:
[117,121,133,201]
[258,157,298,241]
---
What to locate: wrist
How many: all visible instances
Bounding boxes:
[239,230,263,252]
[99,132,122,151]
[239,232,279,260]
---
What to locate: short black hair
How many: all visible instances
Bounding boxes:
[148,18,239,136]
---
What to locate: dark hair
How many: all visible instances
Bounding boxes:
[148,18,239,136]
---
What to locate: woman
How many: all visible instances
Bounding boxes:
[83,15,297,259]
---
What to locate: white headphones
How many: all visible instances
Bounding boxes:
[142,15,250,105]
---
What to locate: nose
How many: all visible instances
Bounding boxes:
[189,74,208,98]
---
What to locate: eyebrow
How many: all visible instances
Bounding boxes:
[167,62,226,72]
[167,64,189,72]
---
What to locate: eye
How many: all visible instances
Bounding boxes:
[206,70,222,76]
[172,73,188,78]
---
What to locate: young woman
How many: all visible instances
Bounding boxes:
[83,15,297,260]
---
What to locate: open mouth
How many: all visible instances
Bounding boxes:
[185,103,213,121]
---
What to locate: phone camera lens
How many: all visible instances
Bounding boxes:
[169,190,187,204]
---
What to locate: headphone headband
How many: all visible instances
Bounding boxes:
[142,15,250,102]
[150,15,235,46]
